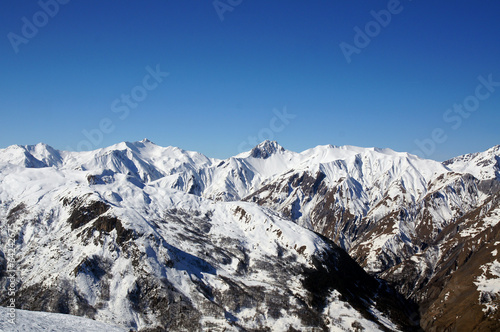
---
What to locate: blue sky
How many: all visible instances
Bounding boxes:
[1,0,499,160]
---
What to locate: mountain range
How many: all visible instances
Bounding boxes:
[1,139,499,331]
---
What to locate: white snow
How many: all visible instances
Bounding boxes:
[474,260,500,314]
[0,307,127,332]
[445,145,500,180]
[322,290,396,331]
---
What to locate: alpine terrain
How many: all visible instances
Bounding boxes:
[0,139,499,331]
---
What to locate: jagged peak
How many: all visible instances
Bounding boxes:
[123,138,155,149]
[250,140,285,159]
[486,144,500,155]
[5,142,53,151]
[444,144,500,165]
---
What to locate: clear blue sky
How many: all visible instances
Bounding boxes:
[1,0,499,160]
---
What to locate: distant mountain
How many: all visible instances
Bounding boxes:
[444,144,500,180]
[1,139,499,331]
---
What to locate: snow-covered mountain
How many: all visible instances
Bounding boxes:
[1,139,499,331]
[444,144,500,180]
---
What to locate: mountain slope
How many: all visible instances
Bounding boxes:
[444,145,500,180]
[1,139,500,331]
[0,307,128,332]
[0,150,418,331]
[242,144,500,331]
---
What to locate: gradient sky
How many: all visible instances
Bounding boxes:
[1,0,499,160]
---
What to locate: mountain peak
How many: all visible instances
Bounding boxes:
[140,138,153,144]
[111,139,157,152]
[486,144,500,155]
[250,140,285,159]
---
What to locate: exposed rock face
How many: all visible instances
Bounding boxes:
[250,140,286,159]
